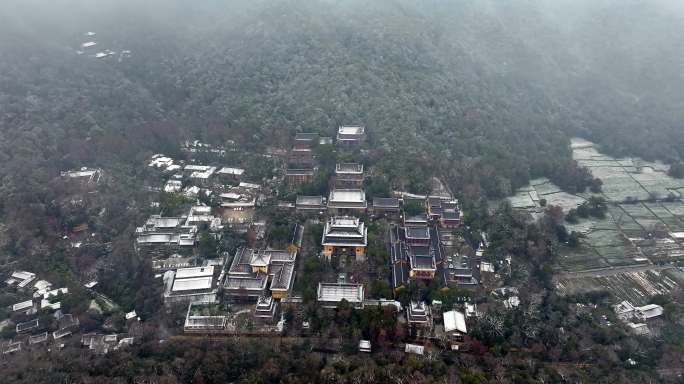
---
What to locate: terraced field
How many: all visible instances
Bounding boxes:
[572,138,684,203]
[508,178,587,216]
[513,139,684,302]
[556,267,684,306]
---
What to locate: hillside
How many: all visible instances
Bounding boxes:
[8,0,678,200]
[1,0,684,257]
[2,1,684,383]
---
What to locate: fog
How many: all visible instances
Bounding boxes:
[2,0,684,161]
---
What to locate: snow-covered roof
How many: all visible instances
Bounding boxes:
[12,300,34,312]
[239,182,260,189]
[217,167,245,176]
[443,310,467,334]
[175,266,214,279]
[670,232,684,240]
[220,192,241,200]
[184,186,201,197]
[44,288,68,299]
[41,299,61,310]
[636,304,664,319]
[184,164,212,171]
[480,262,495,273]
[172,276,213,292]
[33,280,52,291]
[405,344,425,355]
[12,271,35,280]
[329,189,366,203]
[338,125,365,135]
[317,283,364,304]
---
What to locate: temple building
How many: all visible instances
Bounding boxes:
[336,125,366,147]
[396,225,437,280]
[427,197,462,228]
[327,189,367,214]
[224,248,297,301]
[334,163,364,188]
[321,216,368,261]
[317,282,364,309]
[407,301,433,337]
[372,197,401,217]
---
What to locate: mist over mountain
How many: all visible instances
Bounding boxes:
[2,0,683,199]
[2,2,684,383]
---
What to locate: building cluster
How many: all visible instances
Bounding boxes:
[391,195,466,291]
[399,300,470,349]
[149,152,261,231]
[224,247,297,301]
[613,300,664,336]
[81,333,134,354]
[76,31,131,61]
[6,271,70,318]
[284,127,477,352]
[60,167,102,185]
[285,133,319,186]
[135,205,223,260]
[150,153,246,187]
[1,270,135,355]
[321,216,368,262]
[3,126,492,358]
[181,140,230,156]
[162,247,298,332]
[285,127,364,188]
[163,265,223,305]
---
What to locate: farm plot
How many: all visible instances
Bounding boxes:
[599,174,650,202]
[632,172,684,199]
[508,190,536,209]
[564,220,595,235]
[533,181,562,196]
[558,246,608,271]
[556,268,683,306]
[607,205,643,237]
[637,238,684,263]
[660,202,684,233]
[557,206,645,271]
[594,246,643,267]
[572,145,614,162]
[584,229,642,267]
[584,229,623,247]
[544,192,586,212]
[616,159,635,167]
[617,203,662,230]
[643,202,684,231]
[661,201,684,216]
[570,137,595,150]
[508,178,586,212]
[573,140,684,203]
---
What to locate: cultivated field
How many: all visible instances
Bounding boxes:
[556,267,684,306]
[572,138,684,203]
[512,139,684,302]
[508,178,586,215]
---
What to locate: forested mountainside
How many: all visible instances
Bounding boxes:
[1,0,683,280]
[3,0,684,203]
[2,1,684,383]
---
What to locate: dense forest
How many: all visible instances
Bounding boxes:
[4,0,684,201]
[2,0,684,382]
